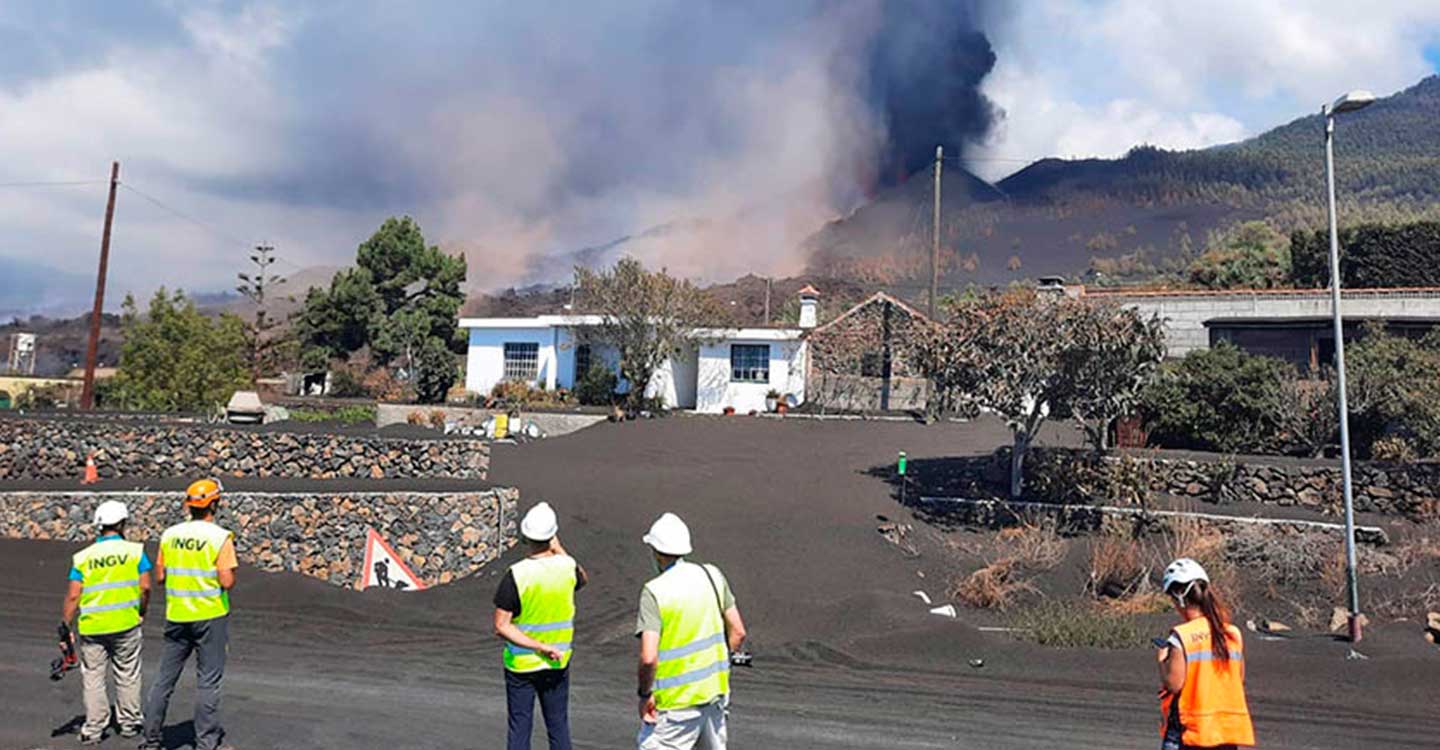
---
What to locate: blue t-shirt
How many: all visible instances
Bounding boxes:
[68,534,152,581]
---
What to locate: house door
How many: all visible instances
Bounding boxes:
[669,345,698,409]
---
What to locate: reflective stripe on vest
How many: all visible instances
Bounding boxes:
[74,539,144,636]
[1159,617,1255,748]
[503,556,577,673]
[161,520,232,623]
[646,561,729,711]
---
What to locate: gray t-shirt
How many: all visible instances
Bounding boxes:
[635,562,735,635]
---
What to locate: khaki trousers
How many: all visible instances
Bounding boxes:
[637,697,727,750]
[78,625,144,738]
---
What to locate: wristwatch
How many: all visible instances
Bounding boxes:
[637,686,653,699]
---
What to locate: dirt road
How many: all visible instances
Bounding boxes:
[2,416,1437,748]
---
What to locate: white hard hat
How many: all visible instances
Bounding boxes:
[93,500,129,527]
[520,502,559,542]
[643,512,692,556]
[1162,558,1209,594]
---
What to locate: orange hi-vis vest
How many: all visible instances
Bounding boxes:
[1160,616,1255,748]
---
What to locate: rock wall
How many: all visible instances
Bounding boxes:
[0,416,488,481]
[0,489,518,588]
[1016,447,1438,520]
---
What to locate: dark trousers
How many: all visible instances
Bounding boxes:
[505,667,572,750]
[143,616,228,750]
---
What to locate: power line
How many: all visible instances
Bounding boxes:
[0,179,107,188]
[118,181,254,249]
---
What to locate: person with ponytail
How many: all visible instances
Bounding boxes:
[1157,558,1255,749]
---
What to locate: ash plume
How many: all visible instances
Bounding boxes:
[865,0,999,184]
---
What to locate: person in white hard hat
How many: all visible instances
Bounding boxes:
[1156,558,1254,750]
[493,502,588,750]
[635,513,746,750]
[60,500,152,744]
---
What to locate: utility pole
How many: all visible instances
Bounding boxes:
[80,161,119,410]
[763,277,772,325]
[930,145,942,319]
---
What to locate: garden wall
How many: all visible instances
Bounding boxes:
[0,415,488,481]
[1018,447,1438,520]
[0,488,518,588]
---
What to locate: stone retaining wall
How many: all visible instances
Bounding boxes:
[0,416,488,481]
[1017,447,1438,520]
[0,489,518,588]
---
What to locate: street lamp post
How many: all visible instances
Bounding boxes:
[1322,89,1374,644]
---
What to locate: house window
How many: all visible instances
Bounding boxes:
[574,343,592,380]
[730,344,770,383]
[860,352,884,378]
[503,342,540,381]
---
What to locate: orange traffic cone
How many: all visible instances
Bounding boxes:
[81,454,99,485]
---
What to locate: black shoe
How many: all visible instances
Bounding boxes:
[118,725,142,738]
[78,733,102,746]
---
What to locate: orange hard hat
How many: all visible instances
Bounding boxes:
[185,478,223,508]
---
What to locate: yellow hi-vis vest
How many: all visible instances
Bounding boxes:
[74,538,145,636]
[161,520,232,623]
[503,555,576,673]
[647,561,730,711]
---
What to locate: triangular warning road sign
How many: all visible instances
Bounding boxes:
[360,527,426,591]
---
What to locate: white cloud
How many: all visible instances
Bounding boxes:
[976,1,1440,180]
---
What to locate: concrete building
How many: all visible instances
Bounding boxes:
[1082,287,1440,369]
[460,291,816,413]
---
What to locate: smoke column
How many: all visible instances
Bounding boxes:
[866,0,999,183]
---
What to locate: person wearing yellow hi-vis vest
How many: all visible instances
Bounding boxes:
[140,479,239,750]
[635,513,747,750]
[493,502,589,750]
[60,500,152,745]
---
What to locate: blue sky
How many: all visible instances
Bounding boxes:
[3,1,1440,316]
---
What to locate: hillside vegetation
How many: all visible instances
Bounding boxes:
[805,76,1440,291]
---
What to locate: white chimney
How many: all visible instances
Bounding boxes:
[797,285,820,329]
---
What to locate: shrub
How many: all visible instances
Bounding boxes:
[287,405,376,425]
[1088,535,1148,599]
[364,368,406,401]
[328,367,368,398]
[14,383,76,409]
[1011,600,1143,649]
[950,522,1065,611]
[1274,377,1338,457]
[489,380,572,409]
[414,340,458,404]
[574,365,618,406]
[1140,343,1290,453]
[1371,436,1418,463]
[1025,450,1157,507]
[1346,326,1440,458]
[428,409,447,428]
[951,559,1038,611]
[406,410,426,425]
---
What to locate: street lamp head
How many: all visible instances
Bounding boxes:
[1328,90,1376,115]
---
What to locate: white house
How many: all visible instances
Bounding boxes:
[459,290,818,414]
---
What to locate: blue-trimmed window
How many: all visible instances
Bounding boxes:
[730,344,770,383]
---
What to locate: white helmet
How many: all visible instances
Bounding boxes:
[643,512,692,556]
[93,500,129,527]
[520,502,558,542]
[1162,558,1209,595]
